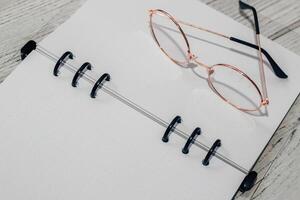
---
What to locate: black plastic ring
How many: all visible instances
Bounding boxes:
[162,116,182,143]
[21,40,37,60]
[239,171,258,192]
[182,127,201,154]
[54,51,74,76]
[202,139,221,166]
[72,62,92,87]
[90,73,111,98]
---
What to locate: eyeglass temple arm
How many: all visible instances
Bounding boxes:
[238,0,287,79]
[178,20,288,79]
[229,36,288,79]
[239,1,260,34]
[239,0,270,103]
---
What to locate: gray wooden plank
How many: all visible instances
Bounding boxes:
[0,0,85,81]
[200,0,300,53]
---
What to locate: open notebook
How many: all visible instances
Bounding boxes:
[1,0,300,199]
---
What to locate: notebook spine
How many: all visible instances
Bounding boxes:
[162,118,221,166]
[20,40,258,193]
[162,118,257,192]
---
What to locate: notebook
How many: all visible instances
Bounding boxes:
[1,0,300,199]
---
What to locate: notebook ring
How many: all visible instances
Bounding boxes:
[72,62,92,87]
[162,116,182,143]
[90,73,111,98]
[21,40,37,60]
[239,171,258,192]
[202,139,221,166]
[53,51,74,76]
[182,127,201,154]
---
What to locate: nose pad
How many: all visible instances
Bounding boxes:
[208,68,215,75]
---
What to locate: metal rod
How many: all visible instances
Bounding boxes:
[35,45,249,174]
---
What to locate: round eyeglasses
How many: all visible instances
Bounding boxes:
[149,9,269,112]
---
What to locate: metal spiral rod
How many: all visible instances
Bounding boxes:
[35,45,249,174]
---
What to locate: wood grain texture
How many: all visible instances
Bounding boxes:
[0,0,86,81]
[0,1,299,199]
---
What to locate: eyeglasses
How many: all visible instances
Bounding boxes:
[148,1,287,112]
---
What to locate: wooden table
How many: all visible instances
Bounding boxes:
[0,0,299,199]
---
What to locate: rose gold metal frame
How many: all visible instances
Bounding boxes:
[148,9,268,112]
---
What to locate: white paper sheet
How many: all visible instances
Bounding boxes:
[38,0,300,170]
[1,0,300,199]
[0,51,243,200]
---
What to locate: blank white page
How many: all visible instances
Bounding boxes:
[38,0,300,170]
[0,49,243,200]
